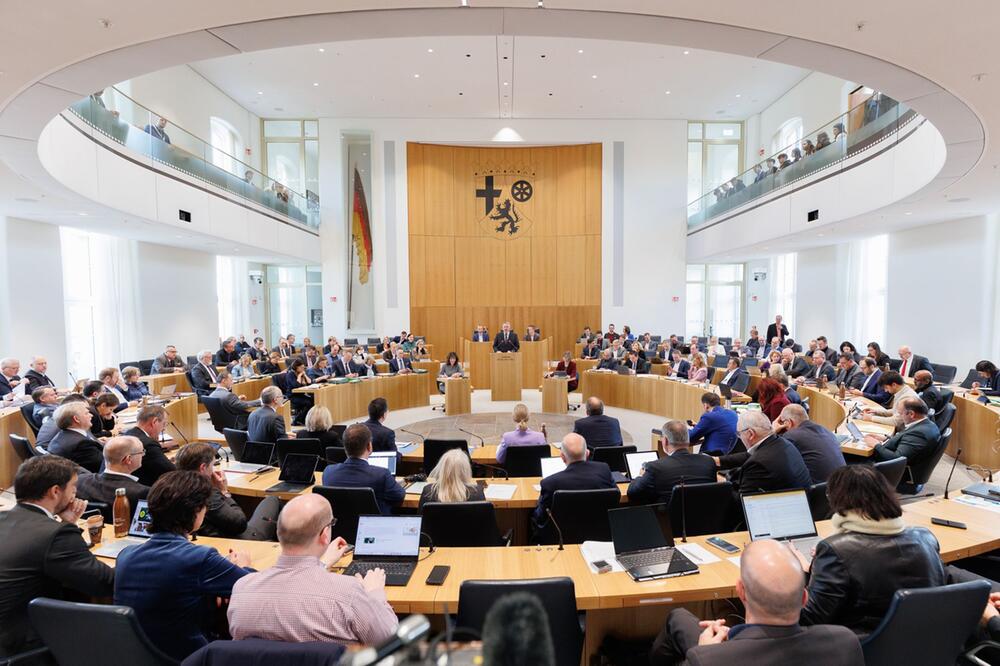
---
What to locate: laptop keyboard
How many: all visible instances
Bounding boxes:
[617,547,675,569]
[344,561,415,577]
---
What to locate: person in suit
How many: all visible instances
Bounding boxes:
[718,357,749,394]
[532,432,616,527]
[493,321,520,353]
[284,359,315,422]
[973,360,1000,396]
[249,337,269,361]
[97,366,133,412]
[622,350,648,375]
[47,401,104,472]
[781,348,811,380]
[437,352,465,394]
[523,325,541,342]
[321,424,405,515]
[89,393,119,438]
[234,335,251,354]
[580,339,600,359]
[0,456,115,658]
[257,351,282,375]
[76,435,150,518]
[29,386,59,428]
[717,411,812,494]
[471,325,490,343]
[23,357,56,394]
[115,471,253,661]
[572,398,623,449]
[121,366,150,401]
[833,354,865,390]
[850,358,890,405]
[688,392,738,455]
[896,345,933,379]
[862,371,919,431]
[298,406,343,450]
[773,404,845,483]
[0,357,23,402]
[579,326,595,343]
[627,420,717,504]
[866,342,891,369]
[419,448,486,508]
[247,386,293,444]
[795,351,836,385]
[816,336,839,364]
[190,350,220,396]
[668,349,691,379]
[649,540,863,666]
[142,115,171,143]
[867,398,941,465]
[306,354,333,382]
[595,349,618,371]
[273,338,294,359]
[208,371,259,430]
[331,349,362,378]
[215,338,241,366]
[549,351,578,392]
[913,370,946,414]
[388,349,414,374]
[765,315,789,345]
[123,405,177,487]
[363,397,397,455]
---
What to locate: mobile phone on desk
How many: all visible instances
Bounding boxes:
[426,565,450,585]
[591,560,612,574]
[706,536,741,554]
[931,517,967,530]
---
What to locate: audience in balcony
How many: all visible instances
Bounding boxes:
[142,116,171,144]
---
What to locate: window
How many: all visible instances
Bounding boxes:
[217,256,249,339]
[845,235,888,345]
[770,253,797,335]
[771,117,803,156]
[264,265,323,344]
[687,121,744,212]
[209,117,242,177]
[686,263,744,339]
[262,120,319,198]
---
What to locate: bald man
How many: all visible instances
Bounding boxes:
[913,369,946,414]
[23,357,55,393]
[650,540,863,665]
[227,494,398,646]
[572,397,623,449]
[75,435,150,519]
[896,345,933,379]
[773,404,845,484]
[532,432,616,528]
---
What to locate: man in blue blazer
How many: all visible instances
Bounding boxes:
[532,433,616,526]
[669,350,690,379]
[363,397,397,455]
[572,398,623,449]
[388,350,414,374]
[321,424,405,515]
[471,325,490,342]
[718,357,749,393]
[331,350,364,378]
[688,392,738,456]
[850,358,889,405]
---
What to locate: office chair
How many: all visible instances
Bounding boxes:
[277,438,325,470]
[182,638,345,665]
[312,486,379,543]
[806,482,831,521]
[930,363,957,385]
[873,457,907,489]
[422,439,469,475]
[898,427,952,494]
[10,433,35,462]
[667,482,740,536]
[536,488,621,544]
[421,502,511,546]
[591,445,636,473]
[324,446,347,465]
[138,359,155,376]
[201,397,239,434]
[502,444,551,477]
[934,402,957,432]
[118,361,141,373]
[19,402,42,435]
[222,428,249,461]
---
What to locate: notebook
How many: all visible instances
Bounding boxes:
[608,504,698,582]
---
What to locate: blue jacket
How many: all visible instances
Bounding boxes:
[114,532,252,661]
[533,460,616,525]
[124,381,150,401]
[859,369,891,406]
[688,406,738,455]
[321,458,405,515]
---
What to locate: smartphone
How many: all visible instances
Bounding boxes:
[686,420,695,427]
[591,559,612,574]
[706,536,741,554]
[426,565,450,585]
[342,544,355,555]
[931,517,967,530]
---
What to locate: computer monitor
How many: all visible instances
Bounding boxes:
[625,451,658,479]
[368,452,398,475]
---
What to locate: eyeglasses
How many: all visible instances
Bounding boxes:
[128,449,145,456]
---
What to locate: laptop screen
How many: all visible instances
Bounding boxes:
[625,451,658,480]
[846,421,864,441]
[742,489,817,541]
[354,515,422,557]
[129,499,153,538]
[368,452,398,475]
[242,442,274,466]
[540,456,566,479]
[608,504,672,555]
[279,454,319,483]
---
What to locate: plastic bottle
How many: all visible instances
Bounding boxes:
[113,488,130,538]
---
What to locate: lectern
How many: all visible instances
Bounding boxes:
[444,376,472,415]
[490,353,522,401]
[542,376,569,414]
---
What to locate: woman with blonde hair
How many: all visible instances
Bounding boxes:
[297,405,343,449]
[495,403,547,465]
[231,353,255,379]
[419,448,486,507]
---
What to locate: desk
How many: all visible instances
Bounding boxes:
[462,340,495,389]
[400,444,562,467]
[294,374,429,423]
[444,377,472,415]
[374,360,440,395]
[542,376,569,414]
[579,371,722,422]
[950,392,1000,469]
[139,371,192,395]
[231,376,275,402]
[795,385,894,457]
[519,339,551,389]
[490,353,522,401]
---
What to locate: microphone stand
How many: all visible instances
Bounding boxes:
[472,462,509,480]
[679,476,688,543]
[168,420,191,447]
[545,508,565,550]
[456,426,485,449]
[943,448,963,500]
[399,428,425,442]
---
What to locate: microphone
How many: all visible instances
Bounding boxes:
[473,462,509,480]
[420,531,436,554]
[341,614,430,666]
[678,476,688,543]
[457,426,485,448]
[966,464,994,483]
[398,428,424,442]
[545,508,565,550]
[943,448,963,500]
[168,420,191,446]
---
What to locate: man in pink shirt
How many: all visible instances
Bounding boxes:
[227,494,398,646]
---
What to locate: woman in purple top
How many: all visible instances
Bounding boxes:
[495,404,547,464]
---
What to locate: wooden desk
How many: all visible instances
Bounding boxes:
[0,404,35,488]
[374,360,440,395]
[542,376,569,414]
[949,392,1000,469]
[579,371,719,423]
[519,339,551,389]
[139,371,192,395]
[231,376,275,402]
[490,353,522,401]
[294,374,429,423]
[461,340,495,389]
[400,444,561,466]
[94,525,282,569]
[444,377,472,415]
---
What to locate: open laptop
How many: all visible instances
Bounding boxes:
[368,451,398,475]
[159,384,177,397]
[718,383,733,400]
[343,515,421,586]
[226,442,274,474]
[625,451,659,480]
[92,499,153,559]
[540,456,567,479]
[265,453,319,493]
[608,504,699,581]
[741,489,821,561]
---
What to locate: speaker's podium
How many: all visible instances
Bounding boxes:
[490,352,522,401]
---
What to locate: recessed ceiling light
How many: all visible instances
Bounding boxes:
[312,82,319,87]
[591,74,598,79]
[77,212,89,216]
[317,48,325,53]
[735,94,742,98]
[503,81,509,86]
[427,48,434,53]
[905,211,913,215]
[577,49,584,54]
[257,91,263,95]
[683,50,690,55]
[413,74,420,78]
[665,90,671,95]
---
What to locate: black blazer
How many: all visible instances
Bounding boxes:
[492,331,520,353]
[782,421,845,483]
[581,345,600,359]
[572,413,623,449]
[623,357,648,374]
[917,384,947,414]
[388,357,413,374]
[899,354,933,378]
[785,356,812,378]
[418,483,486,508]
[48,429,104,473]
[23,369,56,393]
[0,504,115,656]
[190,363,218,395]
[765,323,789,343]
[873,418,940,464]
[247,406,287,444]
[533,460,616,524]
[723,434,812,494]
[257,361,280,375]
[297,428,343,450]
[208,387,255,430]
[0,373,19,398]
[683,622,862,665]
[214,349,241,366]
[626,449,717,504]
[76,471,150,519]
[122,426,176,487]
[364,419,397,454]
[199,488,249,538]
[333,358,365,377]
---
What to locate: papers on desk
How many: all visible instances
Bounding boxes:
[532,484,542,492]
[953,495,1000,515]
[675,543,721,565]
[581,541,625,573]
[483,483,517,500]
[727,556,742,569]
[405,481,428,495]
[396,441,419,452]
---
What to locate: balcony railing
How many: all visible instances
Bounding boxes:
[688,94,920,228]
[66,88,319,230]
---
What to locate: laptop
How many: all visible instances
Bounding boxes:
[343,515,421,585]
[159,384,177,397]
[540,456,567,479]
[226,442,275,474]
[625,451,659,480]
[92,499,153,559]
[265,453,319,493]
[741,489,821,561]
[719,383,733,400]
[368,451,398,475]
[607,504,699,581]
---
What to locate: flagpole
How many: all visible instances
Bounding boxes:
[347,163,356,330]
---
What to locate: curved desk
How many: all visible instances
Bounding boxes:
[293,374,429,423]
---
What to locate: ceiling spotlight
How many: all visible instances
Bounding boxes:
[905,211,913,215]
[735,93,742,98]
[503,81,509,86]
[591,74,598,79]
[77,212,89,216]
[460,0,468,6]
[427,48,434,53]
[257,91,263,95]
[577,49,584,54]
[683,50,690,55]
[537,0,544,6]
[413,73,420,78]
[318,48,325,53]
[312,82,319,87]
[665,90,671,95]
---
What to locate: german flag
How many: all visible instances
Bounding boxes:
[351,166,373,285]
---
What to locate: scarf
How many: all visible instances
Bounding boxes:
[830,510,905,536]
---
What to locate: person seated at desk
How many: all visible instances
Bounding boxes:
[627,420,717,504]
[76,435,150,518]
[718,356,749,395]
[380,342,396,363]
[782,348,811,379]
[760,349,781,375]
[97,366,134,412]
[331,349,362,378]
[285,359,315,423]
[306,354,334,382]
[866,341,891,369]
[209,371,259,430]
[640,332,657,353]
[472,325,490,343]
[420,449,486,508]
[115,471,254,661]
[572,397,623,449]
[866,397,940,465]
[769,366,803,407]
[48,401,104,473]
[668,349,690,379]
[524,325,541,342]
[30,386,59,427]
[374,336,391,353]
[850,358,889,405]
[230,353,256,379]
[773,404,844,483]
[34,393,86,452]
[897,345,933,379]
[411,338,430,359]
[608,338,627,361]
[581,339,600,359]
[299,406,343,449]
[257,351,282,375]
[833,354,865,391]
[363,397,397,456]
[227,494,398,647]
[622,350,648,375]
[548,351,578,391]
[120,366,150,401]
[321,424,405,515]
[757,378,790,424]
[688,392,738,456]
[861,371,918,431]
[437,351,464,393]
[716,411,812,494]
[687,353,709,382]
[247,386,293,444]
[532,432,616,529]
[0,357,22,404]
[578,326,595,343]
[175,443,279,541]
[396,333,414,353]
[388,349,414,374]
[234,335,251,353]
[596,349,619,371]
[0,456,115,659]
[273,338,294,359]
[359,355,378,377]
[301,345,321,369]
[497,403,547,465]
[215,338,241,366]
[706,335,726,357]
[493,321,520,353]
[190,350,220,396]
[89,393,119,439]
[913,369,946,413]
[122,405,176,487]
[972,360,1000,396]
[249,337,269,361]
[23,356,56,394]
[795,351,836,386]
[650,540,863,666]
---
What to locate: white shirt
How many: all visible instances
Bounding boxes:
[722,369,737,385]
[69,427,93,439]
[859,372,876,393]
[22,502,56,519]
[107,385,128,405]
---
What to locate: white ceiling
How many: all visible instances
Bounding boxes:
[190,35,811,120]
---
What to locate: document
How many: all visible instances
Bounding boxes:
[580,541,625,573]
[483,483,517,500]
[675,542,721,565]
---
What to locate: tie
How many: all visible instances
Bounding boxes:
[344,360,349,374]
[900,359,908,377]
[207,364,217,382]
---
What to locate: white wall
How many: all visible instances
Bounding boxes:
[793,244,847,345]
[751,72,851,159]
[744,258,770,335]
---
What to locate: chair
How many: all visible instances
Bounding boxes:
[731,372,751,394]
[667,482,740,536]
[503,444,552,477]
[201,397,239,434]
[276,438,325,470]
[938,387,955,406]
[271,372,290,396]
[10,433,34,462]
[330,424,347,439]
[186,355,198,367]
[366,337,381,346]
[343,337,358,346]
[422,439,469,475]
[118,361,141,372]
[888,358,902,371]
[960,369,981,390]
[741,357,758,368]
[930,363,957,385]
[934,402,957,432]
[591,445,636,473]
[27,598,177,666]
[536,488,622,544]
[312,486,379,543]
[181,638,345,665]
[325,446,347,465]
[19,402,41,435]
[718,337,732,346]
[806,482,831,521]
[222,428,249,461]
[898,427,952,494]
[873,457,907,489]
[860,580,990,666]
[421,502,511,546]
[86,500,113,523]
[712,355,729,369]
[138,359,155,376]
[456,578,583,666]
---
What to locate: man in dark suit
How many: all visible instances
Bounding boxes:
[816,336,839,364]
[215,338,241,366]
[717,411,811,494]
[773,404,845,483]
[150,344,187,374]
[361,397,398,455]
[718,357,749,393]
[30,387,59,428]
[492,321,520,353]
[833,354,865,390]
[209,371,259,430]
[190,350,220,396]
[0,357,22,401]
[0,456,116,659]
[321,424,405,515]
[795,351,836,385]
[273,338,294,359]
[896,345,933,379]
[76,435,150,518]
[781,348,811,379]
[914,370,946,414]
[628,420,717,504]
[973,360,1000,395]
[622,350,648,375]
[23,357,56,394]
[388,349,414,374]
[869,398,941,464]
[332,350,364,377]
[668,349,691,379]
[532,433,616,526]
[850,358,890,405]
[650,540,862,665]
[247,386,292,444]
[573,398,623,449]
[596,350,619,371]
[471,326,490,343]
[122,405,176,487]
[688,392,739,456]
[581,340,600,359]
[47,401,104,473]
[524,325,540,342]
[765,315,788,345]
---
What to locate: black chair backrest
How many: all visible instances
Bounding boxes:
[959,369,980,390]
[538,488,621,544]
[732,372,751,394]
[118,361,140,372]
[421,501,504,546]
[201,397,237,434]
[186,355,198,367]
[28,598,177,666]
[138,359,155,376]
[938,387,954,406]
[183,638,345,664]
[86,500,113,523]
[343,337,358,346]
[367,337,381,345]
[19,402,41,435]
[312,486,379,543]
[271,372,289,396]
[591,445,636,473]
[712,355,729,369]
[860,580,990,666]
[457,577,583,666]
[888,358,902,371]
[741,357,758,368]
[277,438,325,470]
[930,363,957,385]
[10,433,34,462]
[330,424,347,438]
[806,482,831,521]
[667,482,740,537]
[325,446,347,464]
[904,427,952,490]
[873,457,907,489]
[934,402,957,432]
[718,337,732,346]
[222,428,249,461]
[502,444,552,477]
[423,439,470,475]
